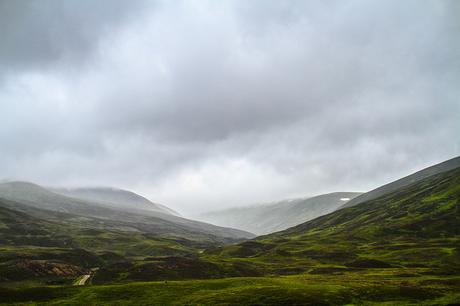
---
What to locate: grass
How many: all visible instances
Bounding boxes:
[0,270,459,305]
[202,167,460,277]
[0,200,233,286]
[0,167,459,304]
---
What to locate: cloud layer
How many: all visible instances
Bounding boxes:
[1,0,459,215]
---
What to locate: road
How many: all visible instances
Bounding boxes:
[75,267,99,286]
[77,274,91,286]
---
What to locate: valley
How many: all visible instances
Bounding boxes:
[0,157,459,305]
[2,0,458,304]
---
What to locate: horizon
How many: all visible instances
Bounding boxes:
[1,154,458,216]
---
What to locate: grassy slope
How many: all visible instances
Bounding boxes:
[341,155,460,208]
[204,167,460,276]
[0,199,246,286]
[0,182,254,240]
[0,182,253,286]
[0,166,458,305]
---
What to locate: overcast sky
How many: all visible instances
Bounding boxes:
[0,0,459,215]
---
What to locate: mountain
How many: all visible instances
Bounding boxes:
[52,187,179,216]
[2,159,458,305]
[0,181,254,286]
[206,160,460,277]
[0,197,229,285]
[199,192,361,235]
[341,155,460,209]
[0,181,253,240]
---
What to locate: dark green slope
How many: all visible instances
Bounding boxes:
[0,182,254,240]
[2,164,459,305]
[0,196,250,286]
[282,166,459,240]
[341,155,460,208]
[0,181,255,286]
[0,202,105,285]
[1,165,459,305]
[0,203,172,284]
[207,166,460,275]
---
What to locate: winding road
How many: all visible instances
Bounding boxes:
[75,268,98,286]
[77,274,91,285]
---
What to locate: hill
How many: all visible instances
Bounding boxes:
[206,164,460,276]
[0,182,254,285]
[52,187,180,216]
[0,181,253,240]
[0,195,252,286]
[199,192,361,235]
[341,155,460,209]
[1,165,459,304]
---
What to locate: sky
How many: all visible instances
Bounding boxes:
[0,0,459,215]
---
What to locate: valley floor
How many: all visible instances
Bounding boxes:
[1,269,459,305]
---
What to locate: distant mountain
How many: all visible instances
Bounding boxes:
[0,182,253,285]
[2,159,459,304]
[199,192,361,235]
[0,196,247,285]
[52,187,180,216]
[205,159,460,276]
[0,181,253,240]
[340,155,460,209]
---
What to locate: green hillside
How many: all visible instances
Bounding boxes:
[341,155,460,208]
[0,182,254,240]
[0,197,248,287]
[206,167,460,276]
[0,162,459,305]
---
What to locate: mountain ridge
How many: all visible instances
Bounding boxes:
[1,157,459,304]
[199,192,362,235]
[203,159,460,278]
[51,186,180,216]
[340,155,460,209]
[0,181,254,240]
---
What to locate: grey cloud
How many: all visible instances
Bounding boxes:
[0,0,458,214]
[0,0,149,75]
[89,0,459,143]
